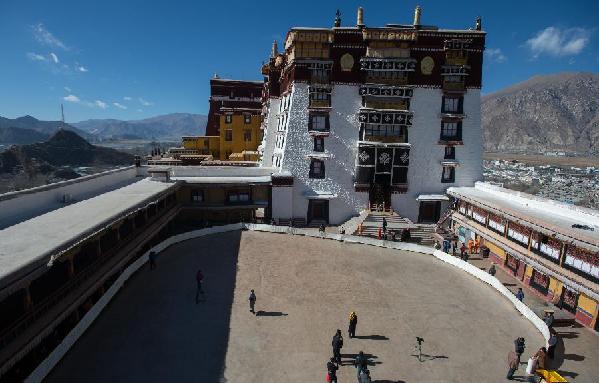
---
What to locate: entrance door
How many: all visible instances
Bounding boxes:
[418,201,441,223]
[307,200,329,224]
[369,174,391,210]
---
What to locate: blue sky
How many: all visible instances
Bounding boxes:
[0,0,597,122]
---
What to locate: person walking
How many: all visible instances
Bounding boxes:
[249,289,257,314]
[488,264,497,276]
[506,350,519,380]
[515,337,526,365]
[516,288,525,302]
[354,351,368,382]
[195,269,204,303]
[382,217,388,233]
[332,329,344,365]
[358,367,371,383]
[460,242,467,259]
[543,311,554,329]
[326,357,339,383]
[348,311,358,338]
[149,251,157,270]
[452,239,457,256]
[547,334,558,359]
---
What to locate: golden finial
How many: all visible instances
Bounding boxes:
[357,7,364,27]
[271,40,278,58]
[413,5,421,26]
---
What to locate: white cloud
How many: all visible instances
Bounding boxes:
[26,52,47,61]
[137,109,143,112]
[64,86,71,92]
[49,52,59,63]
[31,23,68,50]
[94,100,108,109]
[525,27,590,57]
[123,96,132,101]
[113,102,128,110]
[485,48,507,63]
[63,94,80,103]
[139,97,153,106]
[76,65,88,72]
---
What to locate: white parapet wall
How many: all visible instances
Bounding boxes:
[0,166,138,230]
[26,224,549,382]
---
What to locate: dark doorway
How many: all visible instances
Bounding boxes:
[418,201,441,223]
[370,174,391,210]
[307,200,329,224]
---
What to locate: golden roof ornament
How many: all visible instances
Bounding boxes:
[334,9,341,27]
[357,7,364,27]
[413,5,421,26]
[271,40,278,58]
[475,16,482,31]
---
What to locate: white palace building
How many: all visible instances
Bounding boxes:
[259,7,485,225]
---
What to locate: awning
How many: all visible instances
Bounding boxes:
[305,153,333,160]
[417,194,449,201]
[303,190,338,200]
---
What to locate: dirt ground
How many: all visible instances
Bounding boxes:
[46,231,545,383]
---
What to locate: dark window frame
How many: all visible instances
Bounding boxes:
[441,166,455,183]
[225,114,233,124]
[444,146,456,159]
[313,137,324,152]
[309,159,325,179]
[225,129,233,142]
[191,190,204,203]
[244,114,251,124]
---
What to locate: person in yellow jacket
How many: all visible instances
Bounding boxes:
[348,311,358,338]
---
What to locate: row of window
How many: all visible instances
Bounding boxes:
[191,190,251,203]
[224,129,253,142]
[224,114,253,124]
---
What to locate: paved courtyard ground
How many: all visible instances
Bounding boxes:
[47,231,549,382]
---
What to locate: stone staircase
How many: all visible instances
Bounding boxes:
[355,211,437,247]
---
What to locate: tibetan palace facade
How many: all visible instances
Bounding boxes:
[259,7,485,225]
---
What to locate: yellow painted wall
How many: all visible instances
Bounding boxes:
[578,293,598,315]
[525,265,534,277]
[485,241,506,260]
[219,114,262,160]
[182,136,220,158]
[548,278,563,297]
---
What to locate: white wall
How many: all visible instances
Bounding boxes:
[0,166,138,229]
[271,186,293,220]
[391,88,482,222]
[259,98,281,167]
[281,84,368,224]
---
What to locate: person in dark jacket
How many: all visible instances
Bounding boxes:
[249,290,256,314]
[515,337,526,365]
[506,350,519,380]
[332,329,344,365]
[488,264,497,276]
[348,311,358,338]
[547,334,558,359]
[382,217,388,233]
[149,251,157,270]
[195,269,204,303]
[354,351,368,377]
[327,357,339,383]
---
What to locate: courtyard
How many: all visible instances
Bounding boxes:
[46,231,546,382]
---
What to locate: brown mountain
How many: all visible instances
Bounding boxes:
[0,129,133,174]
[482,72,599,155]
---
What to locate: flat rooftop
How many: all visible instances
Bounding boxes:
[45,231,548,382]
[448,182,599,250]
[0,179,175,291]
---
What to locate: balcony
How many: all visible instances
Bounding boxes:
[309,99,331,108]
[364,100,408,110]
[442,80,465,92]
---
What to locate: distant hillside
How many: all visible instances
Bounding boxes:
[0,115,92,142]
[0,129,133,175]
[0,127,48,145]
[482,72,599,155]
[74,113,207,140]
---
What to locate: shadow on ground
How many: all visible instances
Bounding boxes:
[256,310,288,317]
[353,334,389,340]
[45,231,243,383]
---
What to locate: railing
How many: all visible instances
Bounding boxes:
[0,202,179,351]
[309,99,331,108]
